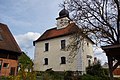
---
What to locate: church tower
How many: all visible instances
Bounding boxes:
[56,8,71,29]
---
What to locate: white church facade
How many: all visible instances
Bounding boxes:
[33,8,94,74]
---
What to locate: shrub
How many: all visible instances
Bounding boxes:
[64,71,73,80]
[86,61,108,77]
[81,74,109,80]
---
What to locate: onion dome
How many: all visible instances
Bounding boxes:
[59,8,69,18]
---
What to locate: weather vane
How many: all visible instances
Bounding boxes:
[63,1,67,9]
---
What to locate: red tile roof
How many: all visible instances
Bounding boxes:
[34,23,78,42]
[0,23,21,54]
[34,23,94,45]
[113,68,120,75]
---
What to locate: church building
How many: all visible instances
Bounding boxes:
[33,8,94,74]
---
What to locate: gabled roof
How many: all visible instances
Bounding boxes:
[34,23,78,43]
[0,23,21,54]
[33,23,94,45]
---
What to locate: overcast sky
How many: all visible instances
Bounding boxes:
[0,0,107,64]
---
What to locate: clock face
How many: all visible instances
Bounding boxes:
[57,17,70,29]
[59,18,69,27]
[60,20,64,27]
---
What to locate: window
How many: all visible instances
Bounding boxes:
[88,60,91,66]
[0,34,3,41]
[3,63,9,68]
[61,57,66,64]
[44,58,48,65]
[87,42,89,46]
[61,40,66,50]
[0,60,2,70]
[45,43,49,51]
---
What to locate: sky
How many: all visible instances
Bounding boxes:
[0,0,107,64]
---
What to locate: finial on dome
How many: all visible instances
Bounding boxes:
[56,1,70,20]
[59,1,69,18]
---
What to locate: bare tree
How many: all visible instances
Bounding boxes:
[64,0,120,45]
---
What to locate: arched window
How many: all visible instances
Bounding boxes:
[45,43,49,51]
[88,60,91,66]
[61,57,66,64]
[44,58,48,65]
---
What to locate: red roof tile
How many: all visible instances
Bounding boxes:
[0,23,21,53]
